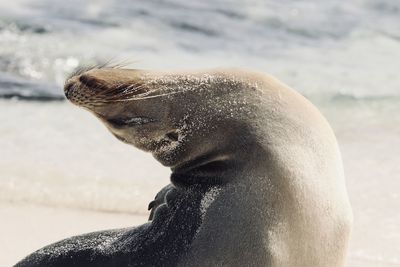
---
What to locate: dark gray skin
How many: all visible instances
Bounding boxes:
[15,67,352,267]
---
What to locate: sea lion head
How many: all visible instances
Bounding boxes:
[64,67,260,186]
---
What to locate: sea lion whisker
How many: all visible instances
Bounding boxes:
[105,83,144,95]
[66,58,132,84]
[95,58,118,69]
[107,58,138,69]
[94,82,135,96]
[112,84,148,97]
[95,58,138,70]
[94,85,118,96]
[106,87,164,100]
[99,83,148,99]
[110,83,190,101]
[95,87,132,99]
[109,91,187,102]
[67,64,99,81]
[120,83,147,92]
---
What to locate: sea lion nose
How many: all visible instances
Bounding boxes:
[64,72,108,99]
[79,74,106,89]
[63,79,76,99]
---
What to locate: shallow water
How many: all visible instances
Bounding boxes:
[0,0,400,99]
[0,0,399,266]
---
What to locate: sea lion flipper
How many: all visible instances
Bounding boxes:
[14,229,128,267]
[148,184,175,221]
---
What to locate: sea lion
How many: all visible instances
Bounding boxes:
[16,67,353,267]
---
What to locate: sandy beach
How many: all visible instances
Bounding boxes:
[0,202,147,266]
[1,201,399,267]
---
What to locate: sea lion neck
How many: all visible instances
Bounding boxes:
[170,153,234,187]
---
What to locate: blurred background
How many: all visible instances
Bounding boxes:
[0,0,399,266]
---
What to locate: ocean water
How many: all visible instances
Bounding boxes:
[0,0,399,266]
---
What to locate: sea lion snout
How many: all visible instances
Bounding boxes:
[63,68,148,108]
[63,73,100,106]
[64,73,106,93]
